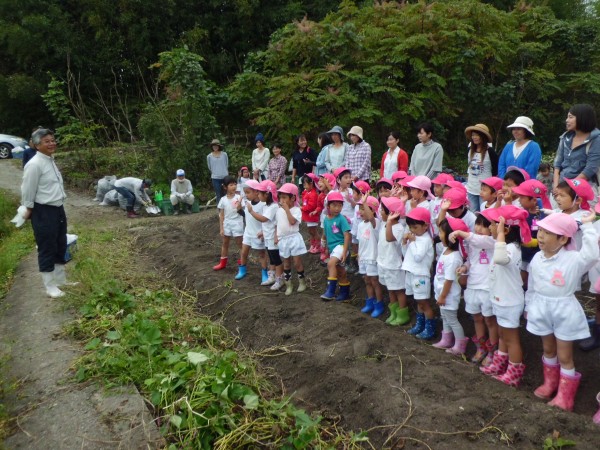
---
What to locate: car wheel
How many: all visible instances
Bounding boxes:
[0,143,13,159]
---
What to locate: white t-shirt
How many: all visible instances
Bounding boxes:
[466,149,493,195]
[252,148,270,176]
[357,219,380,263]
[377,220,405,270]
[434,250,463,310]
[405,199,430,214]
[490,242,524,307]
[261,203,279,241]
[465,233,496,290]
[401,233,434,276]
[276,206,302,238]
[218,194,243,225]
[243,201,265,239]
[513,141,530,159]
[334,188,355,223]
[351,204,361,237]
[383,147,400,179]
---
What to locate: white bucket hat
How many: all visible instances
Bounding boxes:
[347,125,364,140]
[506,116,535,135]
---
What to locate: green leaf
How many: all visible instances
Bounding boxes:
[106,330,121,341]
[85,337,102,350]
[170,415,182,429]
[243,394,259,410]
[187,351,210,365]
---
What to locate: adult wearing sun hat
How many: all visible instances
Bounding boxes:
[325,125,349,174]
[465,123,499,212]
[498,116,542,180]
[344,125,372,182]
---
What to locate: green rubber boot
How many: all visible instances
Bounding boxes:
[385,303,399,324]
[390,306,411,326]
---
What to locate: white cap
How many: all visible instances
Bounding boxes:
[176,169,185,176]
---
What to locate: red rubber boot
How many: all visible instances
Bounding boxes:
[213,257,228,271]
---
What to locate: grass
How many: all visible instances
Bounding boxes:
[61,224,366,449]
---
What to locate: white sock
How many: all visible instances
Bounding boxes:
[497,350,508,356]
[543,355,558,365]
[560,367,576,376]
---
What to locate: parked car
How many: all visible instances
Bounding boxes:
[0,133,29,159]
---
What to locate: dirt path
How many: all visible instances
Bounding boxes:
[0,160,162,449]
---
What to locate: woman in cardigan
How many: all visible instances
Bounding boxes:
[380,131,409,179]
[497,116,541,179]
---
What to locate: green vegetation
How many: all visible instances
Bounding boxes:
[63,227,366,448]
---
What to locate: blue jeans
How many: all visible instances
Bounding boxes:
[212,178,224,204]
[114,186,135,210]
[467,192,482,212]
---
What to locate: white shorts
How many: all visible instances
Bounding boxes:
[359,260,378,276]
[526,295,591,341]
[306,221,318,228]
[588,262,600,294]
[492,303,524,329]
[277,234,307,258]
[464,288,493,317]
[378,267,406,290]
[405,272,431,300]
[330,245,345,261]
[223,220,244,237]
[264,238,278,251]
[242,235,265,250]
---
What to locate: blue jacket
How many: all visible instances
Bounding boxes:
[554,128,600,182]
[315,145,330,176]
[498,140,542,179]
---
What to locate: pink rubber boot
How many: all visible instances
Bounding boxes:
[432,331,454,349]
[548,371,581,412]
[480,351,508,376]
[446,337,469,356]
[471,336,488,364]
[480,340,497,368]
[593,392,600,425]
[493,361,526,387]
[534,358,560,400]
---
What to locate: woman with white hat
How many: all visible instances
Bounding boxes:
[464,123,498,211]
[324,125,349,173]
[344,125,372,182]
[497,116,541,179]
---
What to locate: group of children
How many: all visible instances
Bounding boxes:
[214,165,600,422]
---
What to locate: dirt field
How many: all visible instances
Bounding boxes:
[135,208,600,449]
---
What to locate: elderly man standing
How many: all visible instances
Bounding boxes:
[113,177,152,218]
[170,169,194,214]
[344,125,372,182]
[21,128,72,298]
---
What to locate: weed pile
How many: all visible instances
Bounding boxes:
[64,229,366,449]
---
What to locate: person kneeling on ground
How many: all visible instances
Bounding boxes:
[170,169,194,214]
[113,177,153,218]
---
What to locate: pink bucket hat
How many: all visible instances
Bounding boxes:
[245,179,261,190]
[326,191,344,203]
[406,175,433,199]
[278,182,300,206]
[443,188,468,210]
[506,166,531,181]
[358,195,380,212]
[399,175,416,187]
[446,216,470,257]
[333,166,351,179]
[511,179,552,209]
[480,207,501,223]
[445,180,467,193]
[376,177,393,189]
[381,197,405,216]
[481,176,504,192]
[565,178,594,210]
[353,180,371,194]
[257,179,278,202]
[536,213,579,251]
[391,170,408,182]
[497,205,532,244]
[320,173,336,189]
[406,207,431,225]
[431,173,453,186]
[304,173,320,185]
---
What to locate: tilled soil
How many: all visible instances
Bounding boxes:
[135,209,600,449]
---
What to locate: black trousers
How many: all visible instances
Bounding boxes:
[31,203,67,272]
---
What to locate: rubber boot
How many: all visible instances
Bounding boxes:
[432,331,454,349]
[407,312,426,335]
[173,204,179,215]
[446,337,469,356]
[534,358,560,400]
[480,351,509,376]
[309,239,319,254]
[471,336,488,364]
[480,341,498,368]
[127,210,139,218]
[41,271,65,298]
[385,303,399,324]
[361,298,375,314]
[270,276,284,291]
[579,324,600,351]
[54,264,79,287]
[321,278,338,301]
[261,270,275,286]
[493,361,526,387]
[314,239,323,253]
[548,371,581,411]
[336,282,351,301]
[297,277,307,293]
[285,279,294,296]
[371,300,385,318]
[390,306,411,326]
[185,203,192,214]
[261,269,269,284]
[234,265,247,280]
[416,318,436,340]
[213,257,228,271]
[593,392,600,425]
[346,254,358,274]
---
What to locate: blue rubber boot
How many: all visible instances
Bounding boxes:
[371,300,385,318]
[336,282,351,301]
[320,278,338,301]
[407,313,425,335]
[360,298,375,314]
[416,318,437,340]
[234,265,247,280]
[261,268,269,284]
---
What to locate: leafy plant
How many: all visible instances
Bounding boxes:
[543,430,576,449]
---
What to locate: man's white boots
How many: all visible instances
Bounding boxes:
[54,264,78,287]
[41,271,65,298]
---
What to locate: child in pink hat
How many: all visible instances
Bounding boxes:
[438,188,476,236]
[317,174,335,265]
[480,205,530,387]
[376,197,410,325]
[551,178,594,254]
[526,212,598,414]
[405,175,432,214]
[301,174,321,254]
[348,180,372,274]
[500,167,528,207]
[402,207,436,340]
[430,174,453,241]
[480,176,503,211]
[376,177,393,199]
[356,195,384,312]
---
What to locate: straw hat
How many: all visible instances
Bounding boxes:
[210,139,223,147]
[464,123,492,142]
